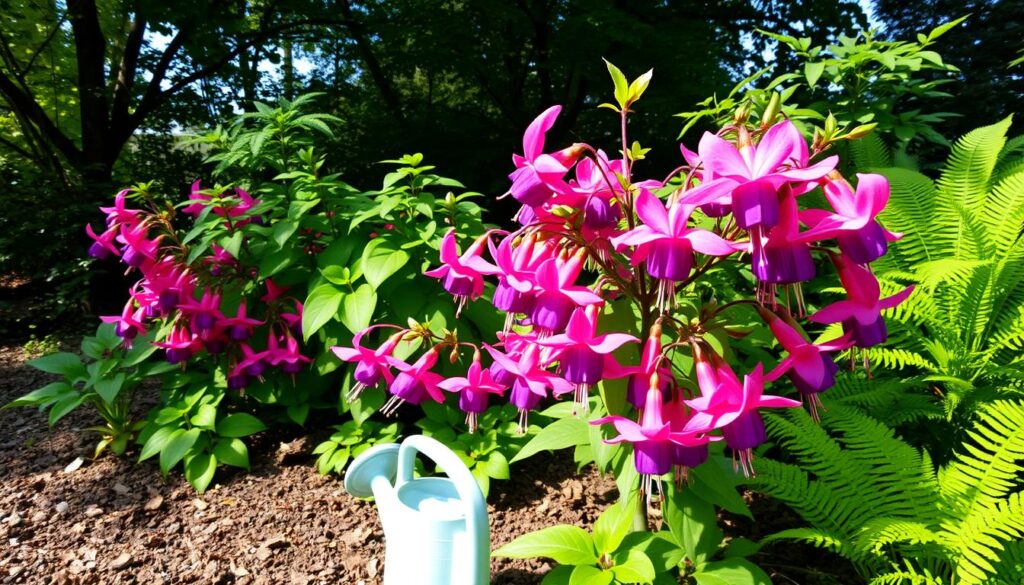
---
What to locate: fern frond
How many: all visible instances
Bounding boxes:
[947,492,1024,585]
[874,168,942,270]
[865,347,938,372]
[938,400,1024,516]
[937,116,1012,211]
[760,527,846,554]
[854,133,895,169]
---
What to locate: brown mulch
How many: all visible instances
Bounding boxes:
[0,339,857,584]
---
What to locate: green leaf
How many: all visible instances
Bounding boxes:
[341,284,377,334]
[287,403,310,425]
[159,428,201,475]
[94,373,126,405]
[493,525,598,565]
[692,559,772,585]
[48,393,85,425]
[541,565,574,585]
[212,438,250,469]
[360,236,410,288]
[628,69,653,103]
[928,15,968,42]
[804,61,825,87]
[593,496,635,555]
[510,416,590,463]
[4,382,70,408]
[219,231,243,258]
[610,550,656,583]
[569,565,612,585]
[689,459,752,518]
[604,59,630,109]
[185,452,217,494]
[216,413,267,438]
[665,482,722,565]
[486,450,510,479]
[272,219,300,248]
[302,284,344,341]
[190,404,218,430]
[139,425,178,461]
[28,352,83,377]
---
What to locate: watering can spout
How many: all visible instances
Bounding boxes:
[345,435,490,585]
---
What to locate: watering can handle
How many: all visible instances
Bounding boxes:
[396,435,489,585]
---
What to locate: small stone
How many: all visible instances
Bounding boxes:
[64,457,84,473]
[85,506,104,518]
[109,553,131,570]
[254,547,273,562]
[113,483,130,495]
[55,501,69,514]
[31,511,46,523]
[230,562,250,577]
[261,535,290,550]
[6,512,22,527]
[366,558,379,579]
[192,498,209,511]
[144,495,164,511]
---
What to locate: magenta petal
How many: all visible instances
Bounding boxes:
[590,333,639,354]
[752,121,801,177]
[523,105,562,161]
[634,189,671,235]
[809,300,857,324]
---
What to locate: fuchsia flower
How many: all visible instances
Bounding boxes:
[438,354,507,432]
[331,326,404,400]
[663,393,715,484]
[221,301,263,341]
[117,223,160,268]
[537,305,638,413]
[508,106,579,208]
[424,231,497,315]
[154,325,200,364]
[686,121,837,230]
[489,233,548,321]
[182,183,260,219]
[99,189,141,228]
[612,189,738,308]
[626,324,674,409]
[486,343,571,431]
[100,299,146,345]
[266,333,311,375]
[382,347,446,416]
[179,290,224,333]
[762,310,853,419]
[809,254,914,348]
[684,348,800,477]
[750,187,816,287]
[230,342,270,387]
[86,224,120,259]
[800,173,901,264]
[529,249,603,332]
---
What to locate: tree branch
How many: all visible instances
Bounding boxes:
[111,14,146,122]
[0,134,34,160]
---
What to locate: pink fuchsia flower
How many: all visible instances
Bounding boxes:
[139,258,193,314]
[611,189,738,309]
[424,230,497,316]
[800,173,901,264]
[485,342,571,431]
[663,392,716,484]
[100,298,147,345]
[86,224,120,259]
[279,301,303,338]
[592,375,675,496]
[626,323,675,409]
[529,249,603,332]
[437,353,507,432]
[117,223,160,269]
[182,183,260,219]
[99,189,141,228]
[261,279,290,303]
[489,233,545,319]
[761,309,853,420]
[266,333,311,375]
[206,245,236,277]
[684,350,800,477]
[809,254,914,348]
[687,121,837,230]
[331,326,404,400]
[154,324,200,364]
[508,105,580,207]
[750,187,816,287]
[179,290,224,333]
[221,301,263,342]
[382,347,446,416]
[230,341,270,385]
[537,305,638,413]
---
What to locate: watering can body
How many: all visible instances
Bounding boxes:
[345,435,490,585]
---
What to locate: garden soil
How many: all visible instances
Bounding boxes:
[0,341,857,584]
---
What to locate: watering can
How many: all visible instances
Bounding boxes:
[344,435,490,585]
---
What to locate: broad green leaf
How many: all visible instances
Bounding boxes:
[139,425,179,461]
[692,558,772,585]
[28,352,83,377]
[190,404,218,430]
[94,373,126,404]
[48,393,85,425]
[212,438,249,469]
[804,61,825,86]
[569,565,612,585]
[511,416,591,463]
[541,565,574,585]
[604,59,629,109]
[593,496,635,554]
[159,428,201,475]
[665,482,722,565]
[628,69,653,103]
[302,284,344,340]
[486,451,510,479]
[493,525,598,565]
[4,382,70,408]
[341,284,377,334]
[216,413,267,437]
[610,549,656,583]
[360,236,410,288]
[185,452,217,494]
[689,458,752,518]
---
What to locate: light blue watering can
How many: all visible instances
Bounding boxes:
[345,435,490,585]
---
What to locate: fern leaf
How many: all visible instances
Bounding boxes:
[874,168,943,270]
[937,116,1012,211]
[948,492,1024,585]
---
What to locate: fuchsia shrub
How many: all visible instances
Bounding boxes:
[333,89,913,492]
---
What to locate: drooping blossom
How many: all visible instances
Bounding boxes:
[86,224,120,259]
[529,249,603,332]
[508,105,580,208]
[809,254,914,348]
[438,353,507,432]
[486,343,571,431]
[100,298,147,345]
[331,326,404,400]
[800,173,901,264]
[154,324,200,364]
[424,231,497,315]
[383,347,446,416]
[220,301,264,341]
[266,333,311,376]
